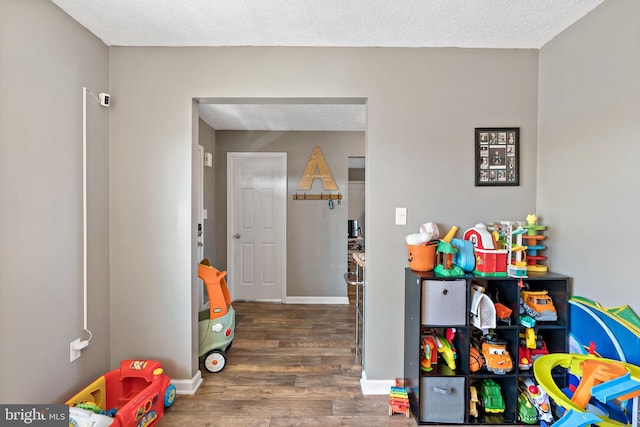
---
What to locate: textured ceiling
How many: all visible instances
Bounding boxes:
[51,0,604,49]
[198,99,368,131]
[50,0,604,130]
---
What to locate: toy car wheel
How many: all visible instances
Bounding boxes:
[204,350,227,373]
[164,384,177,407]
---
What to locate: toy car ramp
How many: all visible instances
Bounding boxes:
[591,372,640,403]
[533,354,640,427]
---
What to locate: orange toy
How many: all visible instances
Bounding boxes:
[571,359,629,409]
[495,302,513,324]
[198,259,231,320]
[420,335,437,372]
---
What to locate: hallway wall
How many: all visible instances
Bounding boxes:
[109,46,539,382]
[213,130,365,299]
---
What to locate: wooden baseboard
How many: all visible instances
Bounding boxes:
[285,296,349,304]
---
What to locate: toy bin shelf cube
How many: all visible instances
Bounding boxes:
[421,279,467,325]
[419,377,466,423]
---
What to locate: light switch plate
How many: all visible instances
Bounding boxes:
[395,207,407,225]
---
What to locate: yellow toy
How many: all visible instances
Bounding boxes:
[435,328,457,370]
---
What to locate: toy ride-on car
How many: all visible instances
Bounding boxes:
[198,259,235,373]
[66,359,176,427]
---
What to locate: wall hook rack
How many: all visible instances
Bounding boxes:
[292,193,342,201]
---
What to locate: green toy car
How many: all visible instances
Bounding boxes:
[479,379,505,414]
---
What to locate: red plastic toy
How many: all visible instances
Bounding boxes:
[66,359,176,427]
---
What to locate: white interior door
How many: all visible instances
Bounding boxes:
[228,153,286,301]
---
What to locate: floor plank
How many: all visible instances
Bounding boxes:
[159,285,417,426]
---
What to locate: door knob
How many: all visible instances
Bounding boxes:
[234,233,241,239]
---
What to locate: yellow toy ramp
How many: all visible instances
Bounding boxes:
[533,354,640,427]
[65,376,107,410]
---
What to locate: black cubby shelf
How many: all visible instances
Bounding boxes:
[404,269,569,425]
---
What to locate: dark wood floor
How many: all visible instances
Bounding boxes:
[159,286,417,426]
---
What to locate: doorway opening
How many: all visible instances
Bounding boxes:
[192,96,368,361]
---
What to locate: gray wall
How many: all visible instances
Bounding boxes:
[538,0,640,306]
[109,46,539,381]
[1,0,110,403]
[199,119,216,263]
[213,130,365,298]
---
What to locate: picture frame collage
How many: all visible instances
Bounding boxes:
[475,127,519,186]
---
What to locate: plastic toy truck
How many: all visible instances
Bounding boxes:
[66,359,176,427]
[520,290,557,321]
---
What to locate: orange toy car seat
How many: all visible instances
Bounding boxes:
[198,259,231,320]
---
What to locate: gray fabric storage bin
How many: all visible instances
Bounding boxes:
[419,376,466,423]
[421,279,467,325]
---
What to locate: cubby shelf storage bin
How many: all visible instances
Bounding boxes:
[404,269,570,425]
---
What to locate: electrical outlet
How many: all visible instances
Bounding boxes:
[69,338,89,362]
[70,339,82,362]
